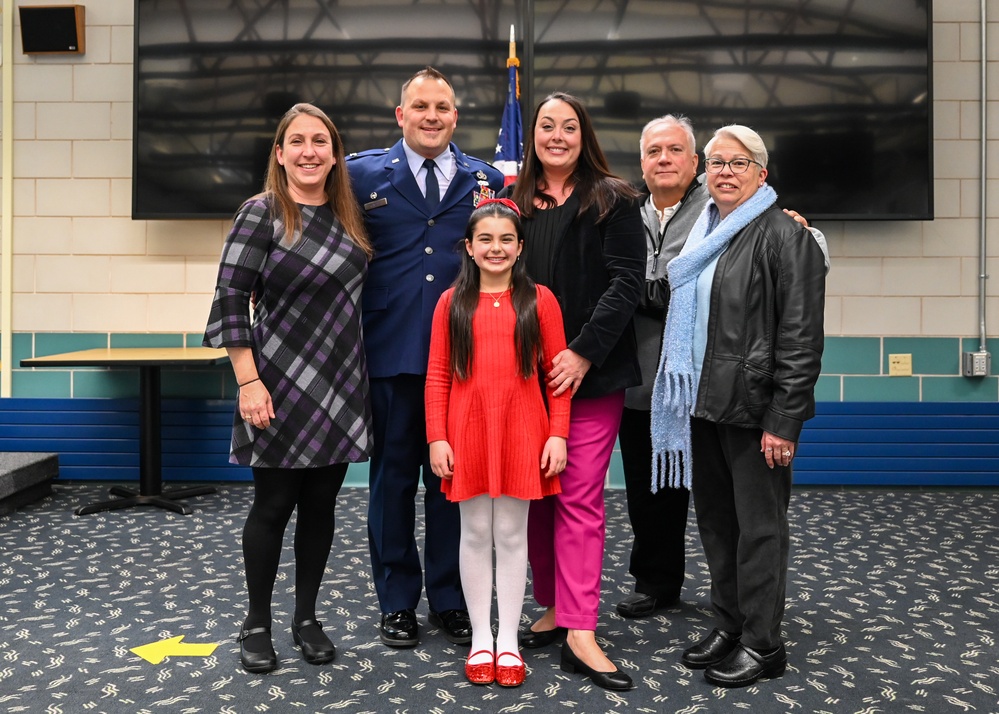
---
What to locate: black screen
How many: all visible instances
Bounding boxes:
[133,0,932,220]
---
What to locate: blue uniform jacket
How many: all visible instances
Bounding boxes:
[346,140,504,378]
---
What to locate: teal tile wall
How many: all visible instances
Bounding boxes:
[73,370,140,399]
[35,333,107,357]
[111,333,186,348]
[162,369,231,399]
[922,376,999,402]
[961,337,999,355]
[9,333,999,404]
[822,337,880,375]
[843,376,920,401]
[814,375,841,402]
[883,337,960,375]
[12,369,72,397]
[12,333,34,367]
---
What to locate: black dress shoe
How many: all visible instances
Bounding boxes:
[238,626,277,674]
[292,619,336,665]
[681,628,741,669]
[519,625,567,649]
[616,593,676,618]
[380,609,419,648]
[428,609,472,645]
[560,641,634,691]
[704,643,787,688]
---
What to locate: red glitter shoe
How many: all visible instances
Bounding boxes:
[495,651,526,687]
[465,649,495,685]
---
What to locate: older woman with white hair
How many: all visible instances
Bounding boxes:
[651,124,826,688]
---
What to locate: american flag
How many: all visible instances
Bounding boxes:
[493,54,523,186]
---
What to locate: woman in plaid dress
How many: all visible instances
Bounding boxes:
[204,103,372,674]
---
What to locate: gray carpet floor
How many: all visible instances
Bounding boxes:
[0,482,997,714]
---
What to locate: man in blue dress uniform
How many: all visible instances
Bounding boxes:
[346,67,504,647]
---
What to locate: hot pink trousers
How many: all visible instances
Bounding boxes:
[527,391,625,631]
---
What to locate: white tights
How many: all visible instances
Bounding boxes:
[458,494,530,665]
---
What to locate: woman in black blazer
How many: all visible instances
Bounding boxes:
[503,92,644,691]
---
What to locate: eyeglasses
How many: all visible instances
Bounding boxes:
[704,157,762,174]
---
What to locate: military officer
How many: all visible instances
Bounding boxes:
[346,66,505,648]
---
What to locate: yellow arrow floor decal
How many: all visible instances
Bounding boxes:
[131,635,220,664]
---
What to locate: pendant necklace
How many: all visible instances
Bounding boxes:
[485,287,508,308]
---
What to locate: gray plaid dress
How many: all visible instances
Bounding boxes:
[204,197,372,468]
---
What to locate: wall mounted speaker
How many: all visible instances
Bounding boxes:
[19,5,86,55]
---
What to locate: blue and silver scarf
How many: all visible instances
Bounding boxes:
[650,184,777,491]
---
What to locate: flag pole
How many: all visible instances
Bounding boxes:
[508,24,519,98]
[494,24,524,185]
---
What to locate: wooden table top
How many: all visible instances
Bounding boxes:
[20,346,229,368]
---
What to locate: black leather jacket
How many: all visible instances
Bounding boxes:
[693,204,825,443]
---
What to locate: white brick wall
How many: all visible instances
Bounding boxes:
[1,0,996,336]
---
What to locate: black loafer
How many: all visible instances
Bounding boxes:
[681,628,740,669]
[292,619,336,665]
[519,626,567,649]
[428,609,472,645]
[616,593,675,618]
[238,626,277,674]
[380,609,419,648]
[560,641,634,691]
[704,643,787,688]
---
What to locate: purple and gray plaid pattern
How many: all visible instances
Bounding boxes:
[205,198,372,468]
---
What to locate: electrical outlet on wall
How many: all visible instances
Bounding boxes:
[962,351,990,378]
[888,354,912,377]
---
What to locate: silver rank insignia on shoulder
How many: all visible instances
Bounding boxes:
[370,192,378,200]
[391,158,401,164]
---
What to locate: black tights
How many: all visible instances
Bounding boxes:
[242,464,347,632]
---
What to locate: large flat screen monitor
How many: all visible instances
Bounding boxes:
[133,0,932,220]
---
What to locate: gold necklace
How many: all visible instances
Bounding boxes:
[484,287,509,308]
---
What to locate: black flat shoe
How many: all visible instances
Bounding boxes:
[681,628,740,669]
[380,609,418,648]
[519,625,567,649]
[560,641,634,691]
[428,609,472,645]
[292,619,336,665]
[238,626,277,674]
[704,643,787,688]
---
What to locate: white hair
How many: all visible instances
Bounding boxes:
[639,114,696,156]
[703,124,768,168]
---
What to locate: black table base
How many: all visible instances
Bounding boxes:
[75,484,217,516]
[73,364,218,516]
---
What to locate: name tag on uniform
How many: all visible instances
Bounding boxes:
[364,197,389,210]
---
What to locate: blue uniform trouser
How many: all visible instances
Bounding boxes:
[367,375,464,613]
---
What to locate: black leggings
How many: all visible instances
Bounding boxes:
[242,464,348,628]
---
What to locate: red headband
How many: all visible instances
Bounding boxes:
[476,197,521,216]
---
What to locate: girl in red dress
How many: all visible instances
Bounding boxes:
[425,199,571,687]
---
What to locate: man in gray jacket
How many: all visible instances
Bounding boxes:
[616,115,707,618]
[617,115,828,618]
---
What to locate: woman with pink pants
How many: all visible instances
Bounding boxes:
[502,92,644,691]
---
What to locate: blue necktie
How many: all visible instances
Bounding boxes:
[423,158,440,212]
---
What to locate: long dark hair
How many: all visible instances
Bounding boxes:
[255,103,372,257]
[511,91,639,220]
[449,202,540,381]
